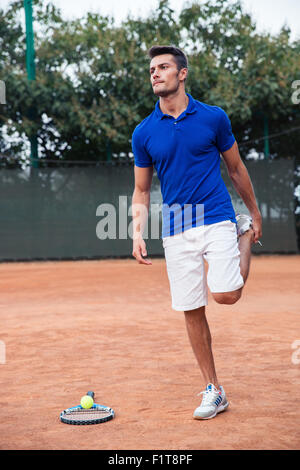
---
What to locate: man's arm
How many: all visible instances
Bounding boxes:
[221,141,262,243]
[131,165,153,265]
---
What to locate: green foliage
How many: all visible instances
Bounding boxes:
[0,0,299,165]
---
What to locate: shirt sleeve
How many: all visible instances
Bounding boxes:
[132,127,153,168]
[215,108,235,153]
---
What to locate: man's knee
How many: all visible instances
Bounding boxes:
[212,288,242,305]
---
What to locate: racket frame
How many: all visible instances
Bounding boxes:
[60,391,114,425]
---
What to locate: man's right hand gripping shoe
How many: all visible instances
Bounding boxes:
[193,383,229,420]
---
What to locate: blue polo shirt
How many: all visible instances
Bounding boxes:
[132,93,236,238]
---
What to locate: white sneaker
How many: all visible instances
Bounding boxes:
[236,213,253,237]
[236,213,263,246]
[193,383,229,420]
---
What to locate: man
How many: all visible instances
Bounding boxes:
[131,45,262,420]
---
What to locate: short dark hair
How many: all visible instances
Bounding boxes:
[147,45,188,72]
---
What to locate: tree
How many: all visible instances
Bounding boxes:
[0,0,299,166]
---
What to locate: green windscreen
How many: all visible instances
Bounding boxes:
[0,159,297,261]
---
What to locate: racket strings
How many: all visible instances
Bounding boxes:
[67,410,111,419]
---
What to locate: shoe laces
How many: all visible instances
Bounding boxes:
[197,384,220,405]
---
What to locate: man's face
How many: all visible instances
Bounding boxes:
[149,54,186,97]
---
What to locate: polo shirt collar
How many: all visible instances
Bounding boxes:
[155,92,197,120]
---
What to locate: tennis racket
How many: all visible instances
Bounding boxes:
[60,391,115,425]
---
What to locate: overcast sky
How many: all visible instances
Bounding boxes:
[3,0,300,41]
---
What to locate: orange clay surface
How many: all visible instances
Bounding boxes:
[0,255,299,450]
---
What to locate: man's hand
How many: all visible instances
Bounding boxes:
[251,210,262,244]
[132,236,152,265]
[221,143,263,245]
[131,166,153,264]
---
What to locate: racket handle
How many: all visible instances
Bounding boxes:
[87,391,95,399]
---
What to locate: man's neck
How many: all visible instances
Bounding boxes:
[159,89,189,119]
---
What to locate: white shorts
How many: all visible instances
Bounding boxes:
[162,220,244,311]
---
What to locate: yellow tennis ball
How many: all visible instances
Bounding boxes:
[80,395,94,409]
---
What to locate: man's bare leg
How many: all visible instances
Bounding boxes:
[238,227,255,284]
[184,306,220,389]
[184,229,255,386]
[213,228,255,305]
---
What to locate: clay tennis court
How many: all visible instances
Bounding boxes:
[1,255,299,450]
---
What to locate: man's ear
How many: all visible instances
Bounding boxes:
[179,67,188,82]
